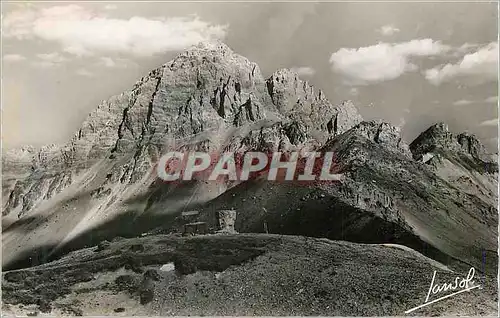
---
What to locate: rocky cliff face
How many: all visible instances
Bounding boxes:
[266,68,362,141]
[410,122,497,164]
[409,122,497,207]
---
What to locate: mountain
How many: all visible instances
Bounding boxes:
[410,122,497,207]
[2,41,364,268]
[2,41,498,316]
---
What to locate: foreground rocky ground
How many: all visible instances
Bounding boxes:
[2,233,497,316]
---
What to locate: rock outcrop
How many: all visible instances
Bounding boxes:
[409,122,497,207]
[333,121,412,158]
[266,69,362,141]
[410,122,497,166]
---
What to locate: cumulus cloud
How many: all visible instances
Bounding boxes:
[329,39,451,85]
[377,24,400,36]
[76,68,94,77]
[3,54,26,62]
[2,4,228,57]
[290,66,316,77]
[479,118,498,127]
[425,41,498,85]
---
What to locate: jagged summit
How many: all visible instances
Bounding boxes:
[266,68,362,138]
[165,40,260,78]
[186,39,234,53]
[332,120,412,157]
[456,131,494,161]
[410,122,495,163]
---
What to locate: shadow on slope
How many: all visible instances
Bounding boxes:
[197,179,496,273]
[2,180,206,270]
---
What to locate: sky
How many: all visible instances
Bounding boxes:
[1,1,498,151]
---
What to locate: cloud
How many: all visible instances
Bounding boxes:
[378,24,400,36]
[452,96,498,106]
[452,99,474,106]
[484,96,498,103]
[30,52,69,68]
[397,116,406,128]
[36,52,68,63]
[349,87,359,96]
[3,54,26,62]
[290,66,316,77]
[31,61,58,68]
[2,5,228,57]
[455,43,480,55]
[425,41,498,85]
[100,57,115,67]
[75,68,94,77]
[104,4,117,10]
[329,39,451,85]
[98,57,132,68]
[479,118,498,127]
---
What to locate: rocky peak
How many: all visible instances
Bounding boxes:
[72,41,274,157]
[266,68,327,113]
[165,40,264,83]
[179,40,244,66]
[409,122,453,158]
[339,120,412,157]
[410,122,494,163]
[266,69,362,143]
[456,132,491,161]
[189,39,233,52]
